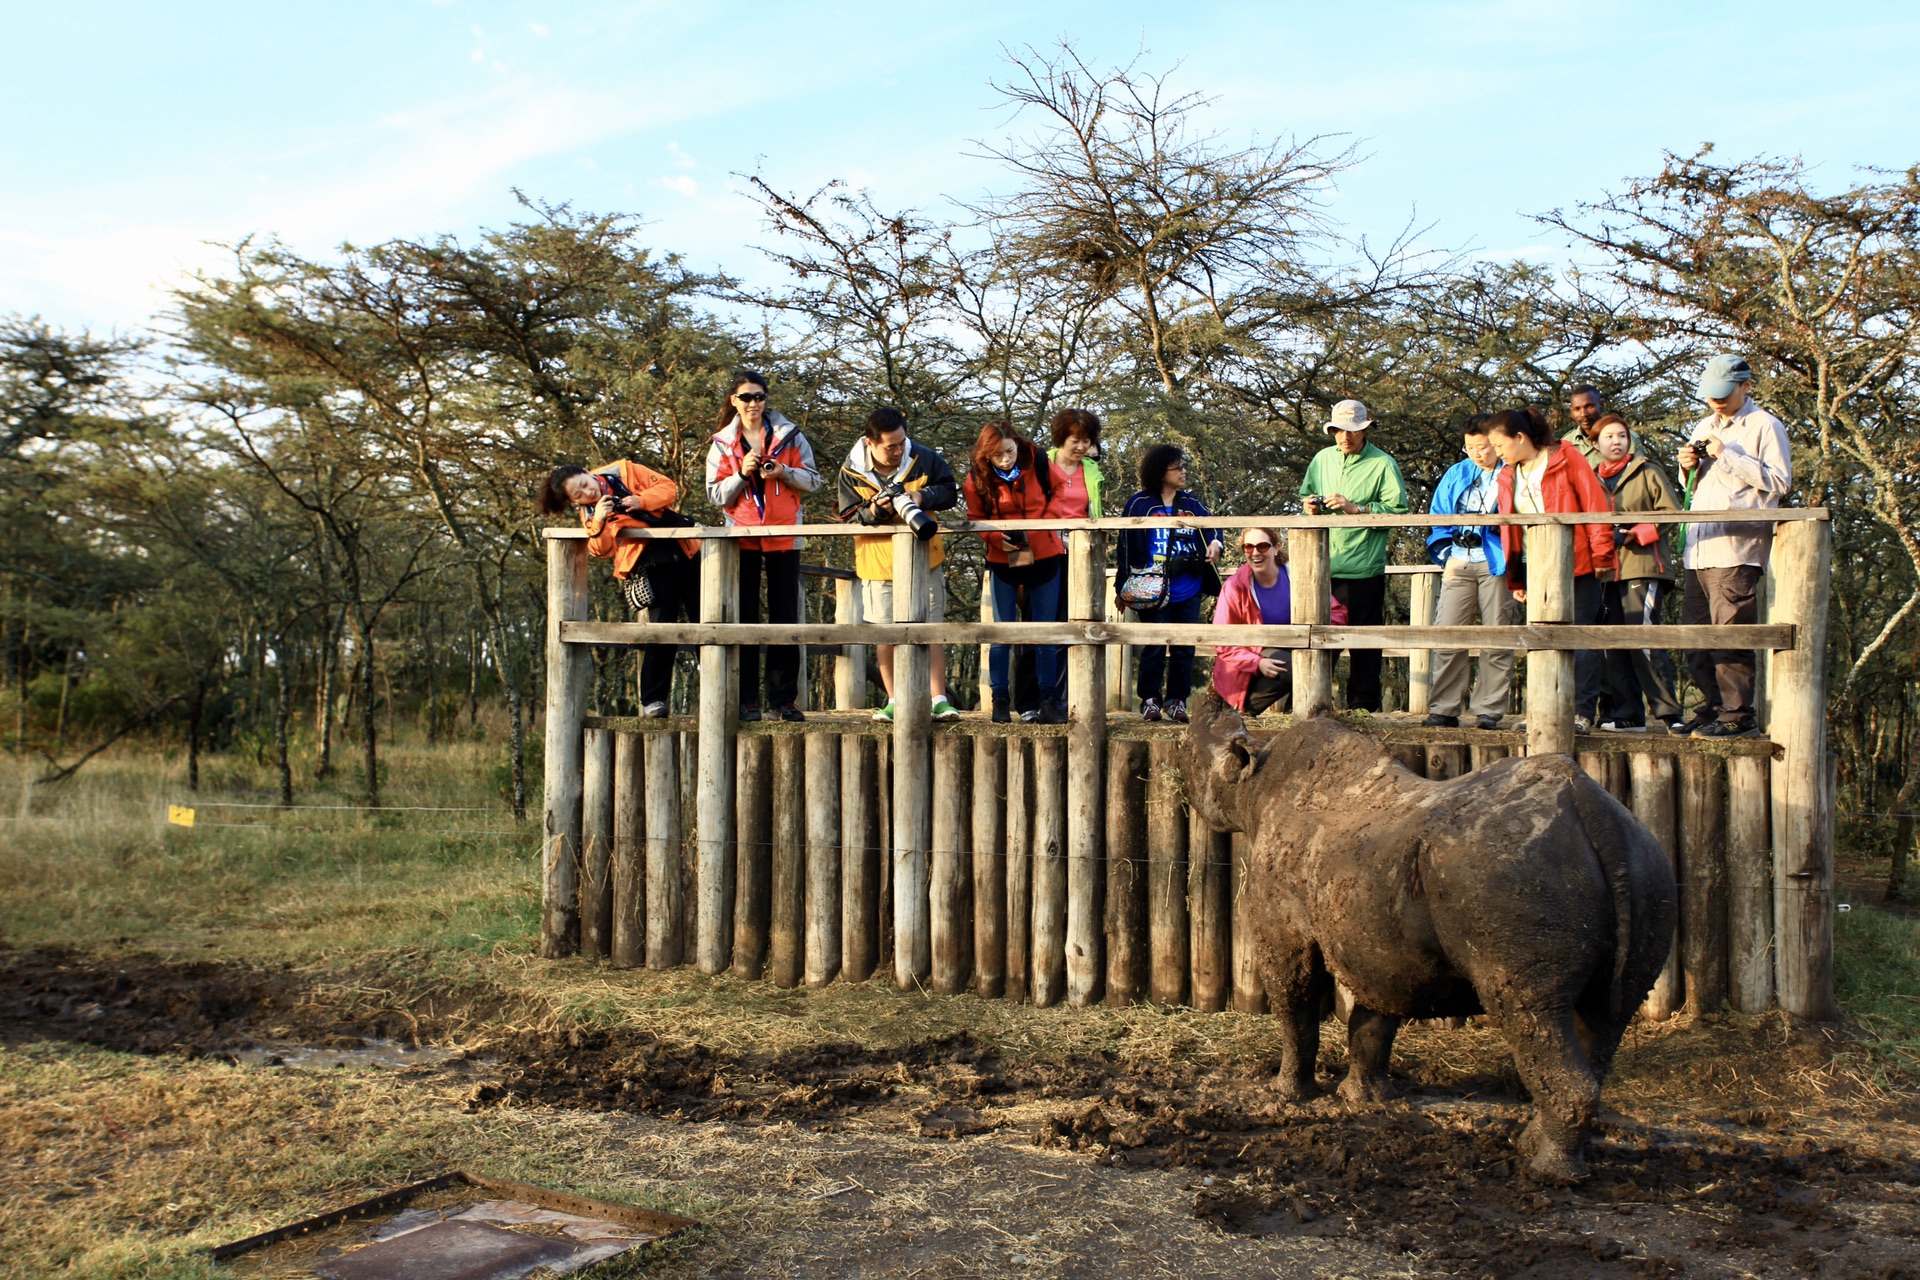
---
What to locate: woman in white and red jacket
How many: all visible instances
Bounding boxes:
[704,371,822,722]
[1211,528,1346,715]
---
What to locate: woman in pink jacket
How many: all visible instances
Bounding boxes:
[1211,528,1344,715]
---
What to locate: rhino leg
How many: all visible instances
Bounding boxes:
[1493,1003,1601,1183]
[1338,1006,1401,1104]
[1261,941,1331,1101]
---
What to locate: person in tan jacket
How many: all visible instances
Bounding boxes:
[1591,417,1684,732]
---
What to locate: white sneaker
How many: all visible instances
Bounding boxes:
[1573,716,1593,735]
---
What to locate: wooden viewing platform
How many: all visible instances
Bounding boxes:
[540,509,1835,1022]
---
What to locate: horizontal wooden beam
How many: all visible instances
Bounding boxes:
[545,508,1830,540]
[580,710,1781,756]
[563,620,1795,652]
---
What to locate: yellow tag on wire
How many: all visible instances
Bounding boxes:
[167,806,196,828]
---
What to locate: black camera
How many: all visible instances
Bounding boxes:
[1303,494,1326,514]
[875,479,939,542]
[1451,529,1483,550]
[1689,439,1713,456]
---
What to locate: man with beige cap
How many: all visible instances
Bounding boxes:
[1299,398,1409,711]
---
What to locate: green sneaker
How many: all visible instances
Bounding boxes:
[871,700,895,723]
[930,696,960,722]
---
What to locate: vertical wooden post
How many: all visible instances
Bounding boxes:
[768,732,806,988]
[1769,518,1835,1019]
[972,735,1007,998]
[1189,812,1232,1013]
[1230,832,1265,1014]
[732,735,772,979]
[840,734,878,983]
[1288,526,1334,718]
[611,731,645,968]
[1031,736,1068,1006]
[644,731,683,969]
[541,537,590,958]
[1147,739,1190,1006]
[834,577,868,710]
[876,735,894,975]
[1631,752,1682,1021]
[1427,744,1469,780]
[1005,737,1032,1002]
[1105,738,1148,1006]
[1524,523,1576,759]
[976,588,994,713]
[1066,530,1107,1007]
[695,538,739,975]
[805,732,841,988]
[1726,754,1773,1013]
[580,727,616,959]
[891,532,933,988]
[1678,753,1728,1014]
[1407,570,1437,716]
[1470,744,1509,774]
[1389,744,1428,777]
[1576,750,1608,788]
[1105,569,1130,713]
[679,728,698,948]
[931,733,973,994]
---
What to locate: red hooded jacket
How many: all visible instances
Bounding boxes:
[1496,441,1617,582]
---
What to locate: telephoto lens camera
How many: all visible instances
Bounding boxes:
[877,479,940,541]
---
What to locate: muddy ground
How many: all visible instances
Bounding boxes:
[6,947,1919,1279]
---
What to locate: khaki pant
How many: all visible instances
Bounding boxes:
[1429,558,1517,719]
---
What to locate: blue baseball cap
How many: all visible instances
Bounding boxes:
[1696,354,1753,401]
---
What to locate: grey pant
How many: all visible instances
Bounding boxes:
[1429,558,1517,719]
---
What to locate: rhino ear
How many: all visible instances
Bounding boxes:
[1217,732,1262,785]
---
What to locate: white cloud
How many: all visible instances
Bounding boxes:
[658,175,700,197]
[528,21,550,36]
[667,141,697,169]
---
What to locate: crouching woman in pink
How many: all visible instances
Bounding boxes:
[1211,527,1344,716]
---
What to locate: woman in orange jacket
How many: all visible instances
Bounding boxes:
[538,460,699,718]
[1488,407,1618,735]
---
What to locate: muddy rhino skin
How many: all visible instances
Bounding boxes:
[1181,694,1677,1181]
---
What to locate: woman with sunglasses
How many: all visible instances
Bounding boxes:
[704,370,822,721]
[1212,529,1346,715]
[1114,445,1222,723]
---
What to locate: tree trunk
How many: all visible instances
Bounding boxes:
[274,639,293,807]
[188,678,204,792]
[315,611,341,781]
[358,620,380,807]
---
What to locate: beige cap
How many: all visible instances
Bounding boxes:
[1324,399,1372,434]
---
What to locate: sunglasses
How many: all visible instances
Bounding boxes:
[1242,541,1274,553]
[733,391,767,403]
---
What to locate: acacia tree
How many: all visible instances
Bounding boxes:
[1545,151,1920,896]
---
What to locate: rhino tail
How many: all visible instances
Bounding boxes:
[1568,775,1657,1025]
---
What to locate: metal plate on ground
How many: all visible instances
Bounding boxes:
[313,1218,577,1280]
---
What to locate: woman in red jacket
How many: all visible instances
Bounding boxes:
[1488,407,1617,735]
[538,460,699,718]
[963,422,1067,724]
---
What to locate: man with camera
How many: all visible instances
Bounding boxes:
[835,406,962,722]
[1421,415,1516,730]
[1299,398,1410,712]
[1675,355,1792,739]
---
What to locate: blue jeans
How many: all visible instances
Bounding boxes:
[1137,594,1204,702]
[990,566,1062,701]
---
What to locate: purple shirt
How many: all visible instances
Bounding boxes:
[1251,571,1291,625]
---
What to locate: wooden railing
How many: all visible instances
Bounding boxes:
[540,509,1834,1020]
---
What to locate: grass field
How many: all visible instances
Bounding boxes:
[5,736,1919,1278]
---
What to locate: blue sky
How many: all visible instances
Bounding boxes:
[3,0,1917,334]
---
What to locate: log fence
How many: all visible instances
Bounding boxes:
[541,509,1837,1021]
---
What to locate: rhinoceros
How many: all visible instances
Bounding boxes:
[1181,693,1677,1180]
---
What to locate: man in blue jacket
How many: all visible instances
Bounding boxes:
[1422,416,1516,730]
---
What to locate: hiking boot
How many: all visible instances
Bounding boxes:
[1693,717,1759,739]
[930,695,960,722]
[1140,697,1162,722]
[1573,715,1594,735]
[1474,714,1503,731]
[1423,712,1460,728]
[740,705,763,723]
[1039,699,1068,725]
[991,693,1011,724]
[775,703,806,722]
[871,700,895,723]
[1165,698,1190,724]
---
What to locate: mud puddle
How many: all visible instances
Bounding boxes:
[8,947,1920,1278]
